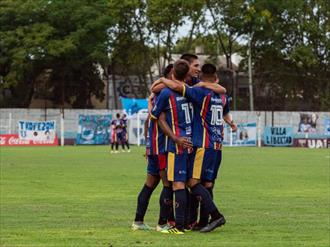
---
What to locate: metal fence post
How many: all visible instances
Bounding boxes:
[8,112,12,134]
[137,112,140,146]
[257,112,261,147]
[60,110,64,146]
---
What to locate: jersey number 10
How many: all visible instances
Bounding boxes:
[210,105,223,125]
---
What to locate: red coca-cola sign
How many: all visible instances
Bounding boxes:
[0,134,58,146]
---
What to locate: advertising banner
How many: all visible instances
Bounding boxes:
[18,120,56,141]
[120,97,148,115]
[264,126,293,146]
[294,138,329,148]
[324,118,330,135]
[223,122,257,146]
[76,115,111,145]
[0,134,58,146]
[297,113,318,133]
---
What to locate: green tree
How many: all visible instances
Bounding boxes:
[206,0,246,69]
[108,0,154,106]
[146,0,205,73]
[0,0,113,108]
[244,0,330,111]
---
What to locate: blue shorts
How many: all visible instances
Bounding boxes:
[167,151,193,182]
[147,154,167,176]
[120,131,128,142]
[116,132,124,142]
[188,148,222,181]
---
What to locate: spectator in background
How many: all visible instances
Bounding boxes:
[110,113,123,153]
[121,114,130,152]
[298,115,312,133]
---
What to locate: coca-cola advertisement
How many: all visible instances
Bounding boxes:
[0,134,58,146]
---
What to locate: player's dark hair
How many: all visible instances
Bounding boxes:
[116,113,120,118]
[180,53,198,64]
[201,63,217,82]
[201,64,217,75]
[173,59,189,81]
[163,64,173,78]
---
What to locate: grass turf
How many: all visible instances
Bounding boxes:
[0,146,329,247]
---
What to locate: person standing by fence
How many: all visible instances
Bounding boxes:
[110,113,122,153]
[121,114,130,152]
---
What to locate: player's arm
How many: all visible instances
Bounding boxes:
[150,89,169,120]
[151,77,184,94]
[223,113,237,132]
[182,85,206,107]
[223,97,237,132]
[158,77,184,94]
[194,81,226,94]
[150,78,166,93]
[144,116,149,140]
[158,112,192,149]
[148,93,154,114]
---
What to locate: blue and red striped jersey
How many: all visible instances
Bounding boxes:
[121,117,128,133]
[111,119,123,134]
[189,77,200,86]
[146,95,167,155]
[150,87,193,154]
[183,85,229,150]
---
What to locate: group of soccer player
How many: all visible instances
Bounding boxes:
[132,54,237,234]
[110,113,130,153]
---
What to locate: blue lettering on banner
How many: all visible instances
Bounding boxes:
[20,130,27,137]
[18,120,56,141]
[264,126,293,146]
[19,121,25,129]
[19,121,55,131]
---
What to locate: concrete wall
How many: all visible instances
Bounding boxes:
[1,109,329,140]
[231,111,330,137]
[0,109,124,138]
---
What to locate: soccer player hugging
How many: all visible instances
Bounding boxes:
[132,64,176,232]
[133,54,237,234]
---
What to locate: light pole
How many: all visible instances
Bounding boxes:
[248,32,254,111]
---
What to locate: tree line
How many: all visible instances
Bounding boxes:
[0,0,329,110]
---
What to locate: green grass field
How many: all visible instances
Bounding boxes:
[0,146,329,247]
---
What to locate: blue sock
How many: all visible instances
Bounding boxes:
[187,190,199,225]
[199,187,213,225]
[158,186,173,225]
[134,184,154,222]
[190,184,220,221]
[174,189,187,230]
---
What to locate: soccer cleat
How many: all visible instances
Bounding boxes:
[156,224,171,232]
[110,151,114,153]
[199,216,226,233]
[184,221,197,232]
[192,222,207,231]
[161,226,184,235]
[131,222,153,231]
[127,149,131,153]
[114,151,119,154]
